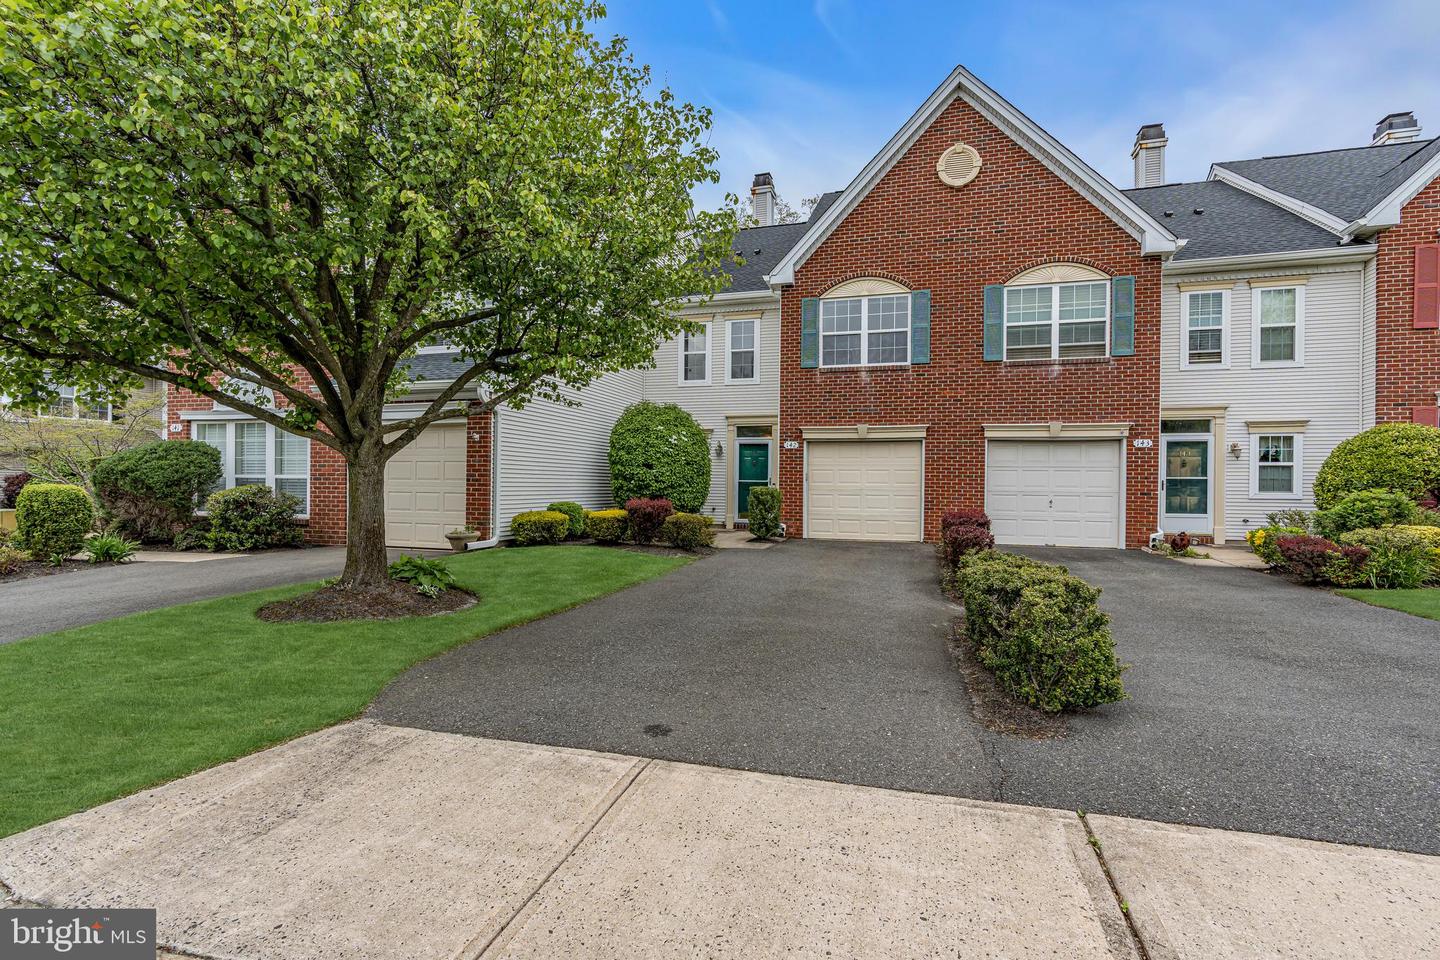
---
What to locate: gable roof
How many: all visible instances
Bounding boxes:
[766,65,1178,286]
[718,191,842,294]
[1123,180,1361,262]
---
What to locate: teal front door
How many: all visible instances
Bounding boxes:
[737,442,770,517]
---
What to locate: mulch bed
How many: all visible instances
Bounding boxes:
[256,582,476,623]
[0,558,107,585]
[947,619,1069,740]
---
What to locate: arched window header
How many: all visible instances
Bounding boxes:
[1007,263,1109,286]
[822,277,910,298]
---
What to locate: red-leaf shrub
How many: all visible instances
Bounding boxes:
[1323,544,1372,587]
[942,521,995,566]
[624,497,674,545]
[942,508,991,533]
[2,471,32,509]
[1275,534,1341,584]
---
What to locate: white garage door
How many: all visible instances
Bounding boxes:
[807,440,923,542]
[384,423,467,548]
[985,440,1121,548]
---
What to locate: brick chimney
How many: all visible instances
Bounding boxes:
[1372,111,1421,146]
[1131,123,1167,188]
[750,172,776,226]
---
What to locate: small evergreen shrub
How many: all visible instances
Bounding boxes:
[625,497,674,545]
[940,521,994,567]
[92,441,222,541]
[204,485,303,551]
[661,512,715,550]
[1323,545,1373,588]
[172,519,212,552]
[14,483,94,559]
[83,533,138,564]
[511,510,570,546]
[2,471,32,509]
[746,486,783,540]
[585,508,629,544]
[0,545,27,574]
[1263,508,1315,532]
[1245,525,1305,567]
[1314,488,1418,539]
[1313,423,1440,508]
[941,508,991,533]
[547,501,586,539]
[388,555,458,597]
[608,402,711,512]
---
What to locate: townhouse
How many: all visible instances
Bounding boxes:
[167,66,1440,549]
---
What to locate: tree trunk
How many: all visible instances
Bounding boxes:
[338,444,391,590]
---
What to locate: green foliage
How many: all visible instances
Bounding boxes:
[14,483,93,559]
[92,441,222,541]
[511,510,570,546]
[1338,527,1439,588]
[172,520,211,552]
[547,502,586,539]
[387,555,458,596]
[585,509,628,544]
[83,533,138,564]
[0,545,27,575]
[746,486,783,540]
[1245,525,1305,567]
[660,512,714,551]
[203,485,303,551]
[609,403,711,512]
[1312,424,1440,508]
[1263,508,1314,532]
[1314,488,1419,539]
[950,553,1126,713]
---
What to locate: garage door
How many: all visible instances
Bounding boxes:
[807,440,923,541]
[985,440,1121,548]
[384,423,467,548]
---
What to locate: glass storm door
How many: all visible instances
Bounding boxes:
[736,442,770,518]
[1162,436,1211,533]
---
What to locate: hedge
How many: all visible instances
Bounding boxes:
[511,510,570,546]
[584,508,628,544]
[14,483,94,559]
[661,512,714,550]
[950,552,1126,713]
[746,486,782,540]
[1313,423,1440,508]
[1314,488,1418,539]
[547,501,586,539]
[608,402,711,512]
[92,440,222,542]
[625,497,673,545]
[204,485,303,551]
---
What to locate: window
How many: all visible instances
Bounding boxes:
[727,319,757,382]
[1252,286,1303,366]
[1183,290,1227,367]
[1253,434,1300,497]
[193,420,310,514]
[1004,281,1109,361]
[680,324,710,384]
[41,384,112,421]
[819,294,911,367]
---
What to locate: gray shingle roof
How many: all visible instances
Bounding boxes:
[400,351,472,383]
[1124,180,1359,262]
[1214,138,1440,222]
[716,190,843,293]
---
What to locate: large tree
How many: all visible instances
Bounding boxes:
[0,0,734,587]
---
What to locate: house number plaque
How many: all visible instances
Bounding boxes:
[1132,438,1154,448]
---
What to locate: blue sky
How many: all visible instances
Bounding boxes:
[598,0,1440,211]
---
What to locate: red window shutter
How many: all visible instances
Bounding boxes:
[1413,406,1439,427]
[1415,244,1440,329]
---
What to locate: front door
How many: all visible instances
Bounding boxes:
[1161,435,1211,534]
[736,442,771,518]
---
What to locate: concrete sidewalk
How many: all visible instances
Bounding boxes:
[2,722,1436,960]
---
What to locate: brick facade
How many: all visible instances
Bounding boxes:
[1375,175,1440,423]
[778,96,1163,547]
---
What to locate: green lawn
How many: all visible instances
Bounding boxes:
[0,545,687,838]
[1336,587,1440,621]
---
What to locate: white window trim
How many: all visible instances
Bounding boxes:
[818,293,912,368]
[725,318,759,384]
[193,420,311,517]
[1180,289,1230,370]
[1002,280,1111,362]
[1250,285,1305,369]
[678,322,711,386]
[1249,432,1303,499]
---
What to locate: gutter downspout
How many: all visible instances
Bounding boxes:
[467,406,501,550]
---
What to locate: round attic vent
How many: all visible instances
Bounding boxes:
[936,143,982,188]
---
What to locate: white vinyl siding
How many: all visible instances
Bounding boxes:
[1004,280,1109,361]
[819,294,910,367]
[193,420,310,515]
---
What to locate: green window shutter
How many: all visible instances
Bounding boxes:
[910,290,931,364]
[800,297,819,368]
[983,285,1004,361]
[1111,276,1136,356]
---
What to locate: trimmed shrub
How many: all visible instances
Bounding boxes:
[661,512,715,551]
[608,402,711,512]
[14,483,93,559]
[951,552,1125,713]
[1314,488,1419,539]
[1323,545,1373,588]
[585,508,628,544]
[1275,534,1342,584]
[511,510,570,546]
[0,545,27,574]
[2,471,32,509]
[204,485,303,551]
[1313,423,1440,508]
[1339,526,1439,587]
[746,486,783,540]
[547,501,586,539]
[941,508,991,533]
[1245,525,1305,567]
[625,497,674,545]
[92,441,222,542]
[83,533,138,564]
[172,519,211,552]
[389,555,458,597]
[940,521,994,567]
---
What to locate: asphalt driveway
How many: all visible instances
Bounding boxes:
[371,540,1440,854]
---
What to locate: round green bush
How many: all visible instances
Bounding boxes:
[660,512,715,551]
[204,484,303,551]
[585,509,628,544]
[92,440,223,542]
[511,510,569,546]
[546,501,586,539]
[745,486,783,540]
[1313,424,1440,509]
[1314,488,1419,538]
[15,482,94,559]
[608,402,711,513]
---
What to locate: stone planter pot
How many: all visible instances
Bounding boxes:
[444,531,478,553]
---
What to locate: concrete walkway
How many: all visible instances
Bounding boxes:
[3,722,1436,960]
